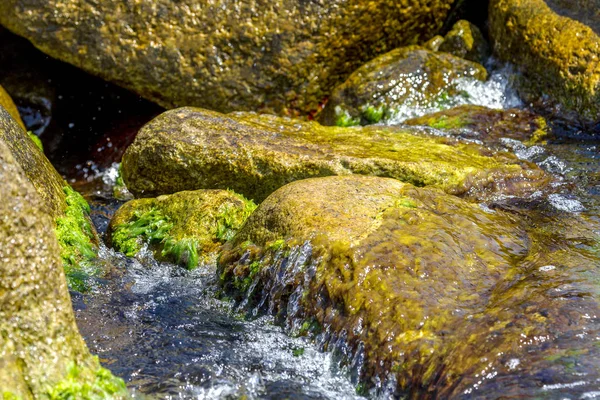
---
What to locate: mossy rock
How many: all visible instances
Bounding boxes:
[438,19,490,64]
[0,0,459,117]
[0,84,25,130]
[218,175,600,397]
[0,135,127,398]
[0,105,99,290]
[489,0,600,124]
[122,107,549,204]
[108,189,256,269]
[318,45,487,126]
[404,104,549,146]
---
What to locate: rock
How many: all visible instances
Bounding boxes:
[0,135,127,398]
[0,84,25,130]
[108,189,256,269]
[218,175,600,397]
[404,104,549,146]
[318,46,487,126]
[122,107,549,203]
[489,0,600,124]
[438,20,490,64]
[0,0,459,117]
[0,106,99,291]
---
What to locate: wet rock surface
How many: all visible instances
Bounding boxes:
[438,20,490,64]
[108,189,256,269]
[489,0,600,126]
[218,175,600,398]
[319,46,487,126]
[0,84,25,130]
[0,131,126,398]
[122,107,549,203]
[0,0,457,116]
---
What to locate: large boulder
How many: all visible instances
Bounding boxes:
[0,136,127,397]
[0,0,459,117]
[489,0,600,124]
[319,46,488,126]
[218,175,600,397]
[0,105,99,290]
[108,189,256,269]
[122,107,548,203]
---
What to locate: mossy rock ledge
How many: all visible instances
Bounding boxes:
[0,83,25,130]
[318,45,487,126]
[489,0,600,124]
[121,107,549,203]
[0,104,99,291]
[0,0,459,116]
[108,189,256,269]
[0,133,127,398]
[218,175,600,397]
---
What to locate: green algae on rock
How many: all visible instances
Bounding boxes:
[109,189,256,269]
[0,0,458,117]
[0,135,127,399]
[218,175,600,397]
[0,105,99,290]
[438,20,490,64]
[318,45,487,126]
[0,83,25,130]
[122,107,549,203]
[404,104,549,146]
[489,0,600,124]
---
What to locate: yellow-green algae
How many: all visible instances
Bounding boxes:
[489,0,600,122]
[404,104,550,145]
[437,20,490,64]
[109,189,256,269]
[0,0,457,116]
[0,134,126,399]
[218,175,600,397]
[28,131,44,152]
[122,107,549,203]
[318,45,487,126]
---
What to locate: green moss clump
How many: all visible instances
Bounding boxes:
[361,104,387,124]
[55,186,98,292]
[111,208,173,257]
[162,237,200,270]
[46,359,128,399]
[334,107,360,127]
[28,131,44,152]
[292,347,305,357]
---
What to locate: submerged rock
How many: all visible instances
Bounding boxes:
[0,135,127,398]
[0,105,99,290]
[108,189,256,269]
[0,84,25,130]
[0,0,458,116]
[489,0,600,125]
[218,175,600,397]
[122,107,549,203]
[404,104,549,146]
[319,46,487,126]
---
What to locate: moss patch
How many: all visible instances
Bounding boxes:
[28,131,43,152]
[109,189,256,269]
[55,186,98,292]
[46,359,128,399]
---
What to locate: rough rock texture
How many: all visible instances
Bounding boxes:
[319,46,487,126]
[0,0,459,116]
[0,137,126,398]
[0,104,65,220]
[404,104,549,146]
[438,20,490,64]
[108,189,256,269]
[0,84,25,130]
[218,175,600,398]
[122,107,549,203]
[489,0,600,123]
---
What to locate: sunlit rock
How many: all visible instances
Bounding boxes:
[0,132,127,398]
[218,175,600,397]
[121,107,549,203]
[0,0,460,116]
[489,0,600,126]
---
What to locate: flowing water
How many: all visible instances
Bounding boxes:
[62,64,600,398]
